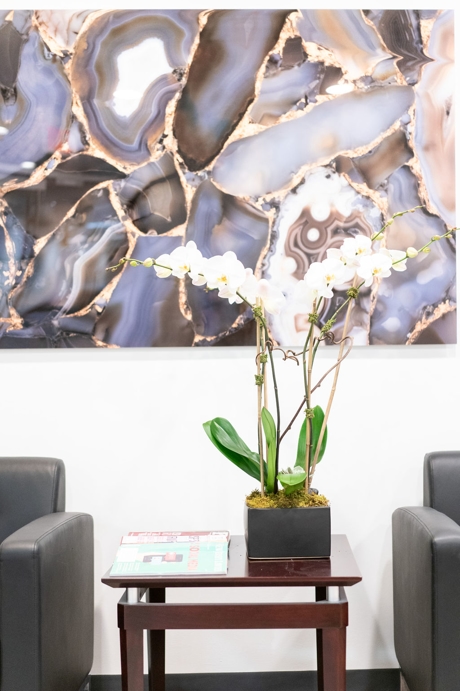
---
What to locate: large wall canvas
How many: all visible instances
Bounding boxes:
[0,9,455,348]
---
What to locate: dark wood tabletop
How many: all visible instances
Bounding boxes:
[102,534,361,589]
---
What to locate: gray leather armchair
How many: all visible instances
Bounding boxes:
[393,451,460,691]
[0,457,94,691]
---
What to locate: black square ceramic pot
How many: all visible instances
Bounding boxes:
[244,504,331,559]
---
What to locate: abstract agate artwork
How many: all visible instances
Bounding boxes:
[0,9,455,348]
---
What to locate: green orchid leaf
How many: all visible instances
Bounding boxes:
[208,419,260,465]
[261,407,276,445]
[210,417,259,460]
[295,405,328,471]
[277,470,307,495]
[295,419,307,470]
[203,418,265,483]
[261,407,277,493]
[311,405,328,464]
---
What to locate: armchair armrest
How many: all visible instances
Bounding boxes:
[0,512,94,691]
[393,506,460,691]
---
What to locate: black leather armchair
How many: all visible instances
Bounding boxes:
[393,451,460,691]
[0,457,94,691]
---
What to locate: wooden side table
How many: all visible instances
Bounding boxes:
[102,534,362,691]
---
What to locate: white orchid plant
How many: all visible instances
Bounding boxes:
[109,208,456,502]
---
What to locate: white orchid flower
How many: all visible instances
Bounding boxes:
[153,253,173,278]
[257,279,286,315]
[326,247,357,282]
[188,260,208,286]
[218,285,240,303]
[204,251,247,300]
[340,235,373,262]
[304,258,347,298]
[293,279,317,313]
[233,268,258,306]
[168,241,204,279]
[356,252,392,286]
[380,248,408,272]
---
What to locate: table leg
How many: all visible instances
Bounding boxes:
[120,627,144,691]
[315,587,327,691]
[319,626,346,691]
[147,588,166,691]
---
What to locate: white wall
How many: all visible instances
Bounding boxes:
[2,344,459,674]
[3,0,459,677]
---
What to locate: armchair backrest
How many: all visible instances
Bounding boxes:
[424,451,460,526]
[0,457,65,545]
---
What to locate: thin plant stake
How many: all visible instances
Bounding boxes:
[262,303,269,467]
[308,291,355,488]
[256,298,265,496]
[305,300,315,488]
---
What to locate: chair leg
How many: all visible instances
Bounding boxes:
[400,672,410,691]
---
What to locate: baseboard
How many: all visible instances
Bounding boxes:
[90,669,400,691]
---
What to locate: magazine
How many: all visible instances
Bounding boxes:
[110,531,230,576]
[122,530,229,544]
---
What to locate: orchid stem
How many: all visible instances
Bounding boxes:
[255,298,265,496]
[261,307,269,468]
[305,302,316,488]
[260,320,281,493]
[280,395,306,443]
[309,282,356,489]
